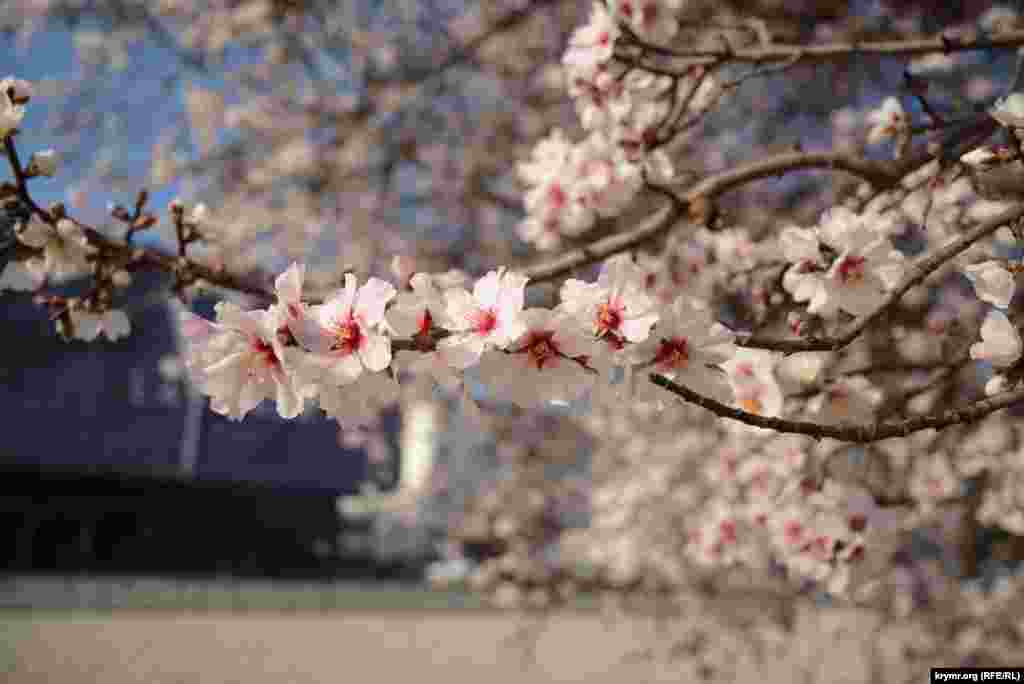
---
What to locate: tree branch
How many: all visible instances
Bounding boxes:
[619,28,1024,67]
[523,145,939,285]
[649,373,1024,444]
[738,202,1024,353]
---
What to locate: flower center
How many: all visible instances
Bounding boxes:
[547,183,567,208]
[253,338,279,369]
[783,520,804,546]
[719,519,737,544]
[640,3,657,25]
[472,308,498,336]
[418,308,433,337]
[596,300,622,335]
[523,331,560,370]
[836,255,867,284]
[737,387,763,414]
[654,337,689,370]
[331,315,363,354]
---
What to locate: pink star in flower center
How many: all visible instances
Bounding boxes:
[654,337,689,370]
[471,308,498,336]
[836,255,867,284]
[331,314,363,354]
[253,338,280,369]
[596,299,623,335]
[522,330,561,370]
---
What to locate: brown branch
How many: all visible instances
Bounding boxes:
[522,198,683,282]
[619,28,1024,67]
[738,202,1024,353]
[649,373,1024,444]
[3,136,275,303]
[523,146,936,284]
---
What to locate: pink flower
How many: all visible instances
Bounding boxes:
[476,308,595,408]
[561,254,659,346]
[181,302,304,420]
[289,273,396,385]
[970,309,1022,368]
[438,268,528,368]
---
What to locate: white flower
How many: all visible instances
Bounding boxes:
[438,268,528,368]
[985,374,1009,396]
[274,261,311,339]
[714,229,771,271]
[572,131,643,217]
[286,273,396,385]
[561,2,620,77]
[318,371,399,429]
[476,308,595,408]
[964,261,1016,308]
[26,149,59,177]
[0,76,30,137]
[866,97,909,144]
[386,272,447,339]
[567,67,630,133]
[808,376,881,424]
[970,309,1022,368]
[561,254,659,346]
[611,0,684,45]
[69,308,131,342]
[990,92,1024,128]
[632,296,734,403]
[182,302,305,420]
[393,348,463,392]
[14,217,93,283]
[613,96,670,161]
[802,208,904,318]
[722,348,783,417]
[909,452,960,508]
[960,146,1002,168]
[1,77,33,104]
[780,226,824,303]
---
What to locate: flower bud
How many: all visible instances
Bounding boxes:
[27,149,59,177]
[1,77,33,105]
[111,270,132,288]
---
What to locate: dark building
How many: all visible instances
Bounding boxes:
[0,273,395,579]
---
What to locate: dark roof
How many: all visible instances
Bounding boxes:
[0,271,377,494]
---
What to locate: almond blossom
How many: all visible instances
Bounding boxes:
[990,91,1024,128]
[26,149,59,177]
[723,348,784,417]
[69,307,131,342]
[964,260,1016,308]
[866,96,909,145]
[560,254,659,348]
[388,272,463,390]
[561,1,619,79]
[970,309,1023,368]
[318,370,400,429]
[0,76,30,137]
[475,308,595,408]
[807,376,882,424]
[438,267,528,368]
[909,452,960,512]
[181,302,305,420]
[286,272,396,385]
[611,0,685,45]
[783,208,904,318]
[386,272,448,340]
[631,296,735,404]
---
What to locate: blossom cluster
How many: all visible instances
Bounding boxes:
[178,254,738,427]
[517,1,713,250]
